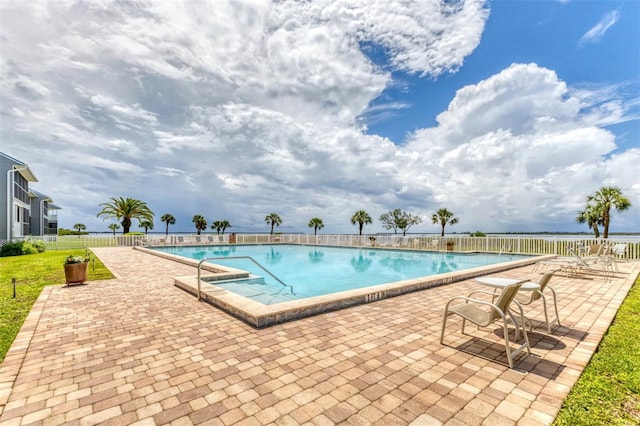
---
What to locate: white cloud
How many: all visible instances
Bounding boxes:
[401,63,638,232]
[0,1,637,234]
[580,10,620,45]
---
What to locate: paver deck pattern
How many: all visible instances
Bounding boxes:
[1,247,638,425]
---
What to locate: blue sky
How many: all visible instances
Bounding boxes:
[365,1,639,152]
[1,0,638,234]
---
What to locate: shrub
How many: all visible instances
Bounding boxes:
[470,231,486,237]
[0,241,40,257]
[31,240,46,253]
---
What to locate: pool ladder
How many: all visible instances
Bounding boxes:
[197,256,294,301]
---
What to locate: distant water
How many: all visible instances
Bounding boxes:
[486,234,640,242]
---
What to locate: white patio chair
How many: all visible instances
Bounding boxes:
[440,281,531,368]
[514,270,560,333]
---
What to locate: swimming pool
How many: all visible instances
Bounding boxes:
[153,244,531,305]
[137,243,547,327]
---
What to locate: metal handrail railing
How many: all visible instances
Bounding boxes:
[197,256,294,301]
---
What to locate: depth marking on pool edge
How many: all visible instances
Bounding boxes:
[365,292,384,302]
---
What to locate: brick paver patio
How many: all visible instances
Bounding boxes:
[1,247,638,425]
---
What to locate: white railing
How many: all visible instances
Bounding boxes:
[13,234,640,260]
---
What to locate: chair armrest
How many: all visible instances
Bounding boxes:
[467,289,499,298]
[445,296,504,312]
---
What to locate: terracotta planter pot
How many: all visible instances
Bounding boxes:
[446,244,454,251]
[64,262,88,284]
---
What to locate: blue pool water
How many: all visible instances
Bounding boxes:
[155,244,530,305]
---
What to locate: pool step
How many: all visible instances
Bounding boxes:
[211,275,298,302]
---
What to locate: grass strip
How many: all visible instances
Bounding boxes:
[553,276,640,425]
[0,249,114,363]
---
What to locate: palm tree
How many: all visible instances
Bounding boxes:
[431,208,458,237]
[211,220,232,235]
[73,223,86,233]
[160,213,176,236]
[350,210,372,235]
[587,186,632,239]
[212,221,223,234]
[107,223,120,236]
[308,217,324,235]
[139,220,154,235]
[219,220,231,234]
[97,197,154,234]
[192,215,208,235]
[576,203,603,238]
[265,213,282,235]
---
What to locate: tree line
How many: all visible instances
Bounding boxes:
[90,186,631,237]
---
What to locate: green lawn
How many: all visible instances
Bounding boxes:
[553,276,640,425]
[0,249,114,363]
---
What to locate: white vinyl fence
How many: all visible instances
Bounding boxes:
[16,234,640,260]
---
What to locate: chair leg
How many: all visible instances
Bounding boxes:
[537,294,551,334]
[440,312,449,344]
[548,286,561,328]
[508,301,532,367]
[501,318,514,368]
[507,310,520,342]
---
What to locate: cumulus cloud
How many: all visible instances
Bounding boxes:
[402,63,638,231]
[1,0,637,234]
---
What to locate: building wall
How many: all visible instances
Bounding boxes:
[0,153,45,240]
[30,196,52,236]
[0,155,12,240]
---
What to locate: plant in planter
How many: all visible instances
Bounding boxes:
[446,239,455,251]
[64,255,90,285]
[369,236,377,247]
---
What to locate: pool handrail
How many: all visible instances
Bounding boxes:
[197,256,294,301]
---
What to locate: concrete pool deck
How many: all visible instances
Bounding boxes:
[0,246,638,425]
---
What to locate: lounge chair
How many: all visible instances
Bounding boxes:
[610,243,627,265]
[533,247,612,279]
[440,280,531,368]
[576,242,590,257]
[514,270,560,334]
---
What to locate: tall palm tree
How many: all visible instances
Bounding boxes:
[73,223,86,233]
[211,220,232,235]
[265,213,282,235]
[160,213,176,236]
[587,186,632,239]
[576,203,603,238]
[308,217,324,235]
[350,210,372,235]
[431,208,458,237]
[219,220,231,234]
[97,197,154,234]
[107,223,120,236]
[192,215,208,235]
[139,220,154,235]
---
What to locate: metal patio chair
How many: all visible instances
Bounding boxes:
[440,280,531,368]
